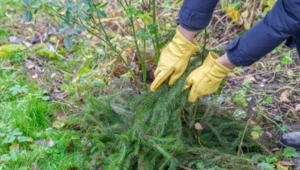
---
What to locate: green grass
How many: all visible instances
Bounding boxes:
[0,94,51,137]
[0,128,87,169]
[0,0,24,22]
[0,59,88,169]
[0,89,87,169]
[0,29,11,45]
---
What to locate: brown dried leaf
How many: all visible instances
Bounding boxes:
[244,74,257,83]
[280,90,291,103]
[9,144,20,150]
[280,161,295,166]
[287,69,294,76]
[32,73,38,79]
[51,92,66,100]
[57,110,67,121]
[27,64,35,69]
[234,71,242,76]
[52,120,65,129]
[34,139,46,147]
[9,36,22,44]
[249,119,257,125]
[270,148,280,152]
[194,122,203,130]
[53,88,61,93]
[31,163,38,170]
[48,138,54,147]
[265,131,273,138]
[295,104,300,114]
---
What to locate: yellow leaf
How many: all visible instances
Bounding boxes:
[32,43,48,50]
[0,44,26,57]
[49,36,59,44]
[264,7,271,13]
[175,0,183,5]
[241,11,249,18]
[251,131,260,139]
[73,65,91,83]
[76,66,91,78]
[226,8,239,21]
[267,1,275,7]
[226,8,243,25]
[244,23,251,30]
[52,120,65,129]
[263,0,276,13]
[277,161,289,170]
[264,0,276,8]
[36,49,60,59]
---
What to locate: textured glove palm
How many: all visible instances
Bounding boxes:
[150,29,200,92]
[184,52,232,103]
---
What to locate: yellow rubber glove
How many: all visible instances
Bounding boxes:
[184,52,232,103]
[150,29,200,92]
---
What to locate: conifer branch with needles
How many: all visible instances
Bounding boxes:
[83,55,265,169]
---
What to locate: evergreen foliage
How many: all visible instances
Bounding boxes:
[83,56,264,169]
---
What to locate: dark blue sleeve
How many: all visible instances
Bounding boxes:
[290,32,300,56]
[295,32,300,56]
[178,0,219,31]
[226,0,300,66]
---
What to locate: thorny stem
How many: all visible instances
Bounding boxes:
[118,0,148,90]
[140,0,148,89]
[46,3,137,81]
[152,0,160,63]
[84,16,136,80]
[151,37,160,63]
[143,26,147,90]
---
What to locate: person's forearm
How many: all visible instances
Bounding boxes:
[179,0,219,32]
[217,54,236,70]
[177,0,237,69]
[178,26,198,42]
[226,0,300,67]
[178,26,235,70]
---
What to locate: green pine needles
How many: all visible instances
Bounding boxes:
[83,56,264,170]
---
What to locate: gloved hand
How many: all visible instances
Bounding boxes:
[184,52,232,102]
[150,29,200,92]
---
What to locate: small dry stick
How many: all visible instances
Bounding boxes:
[237,116,251,157]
